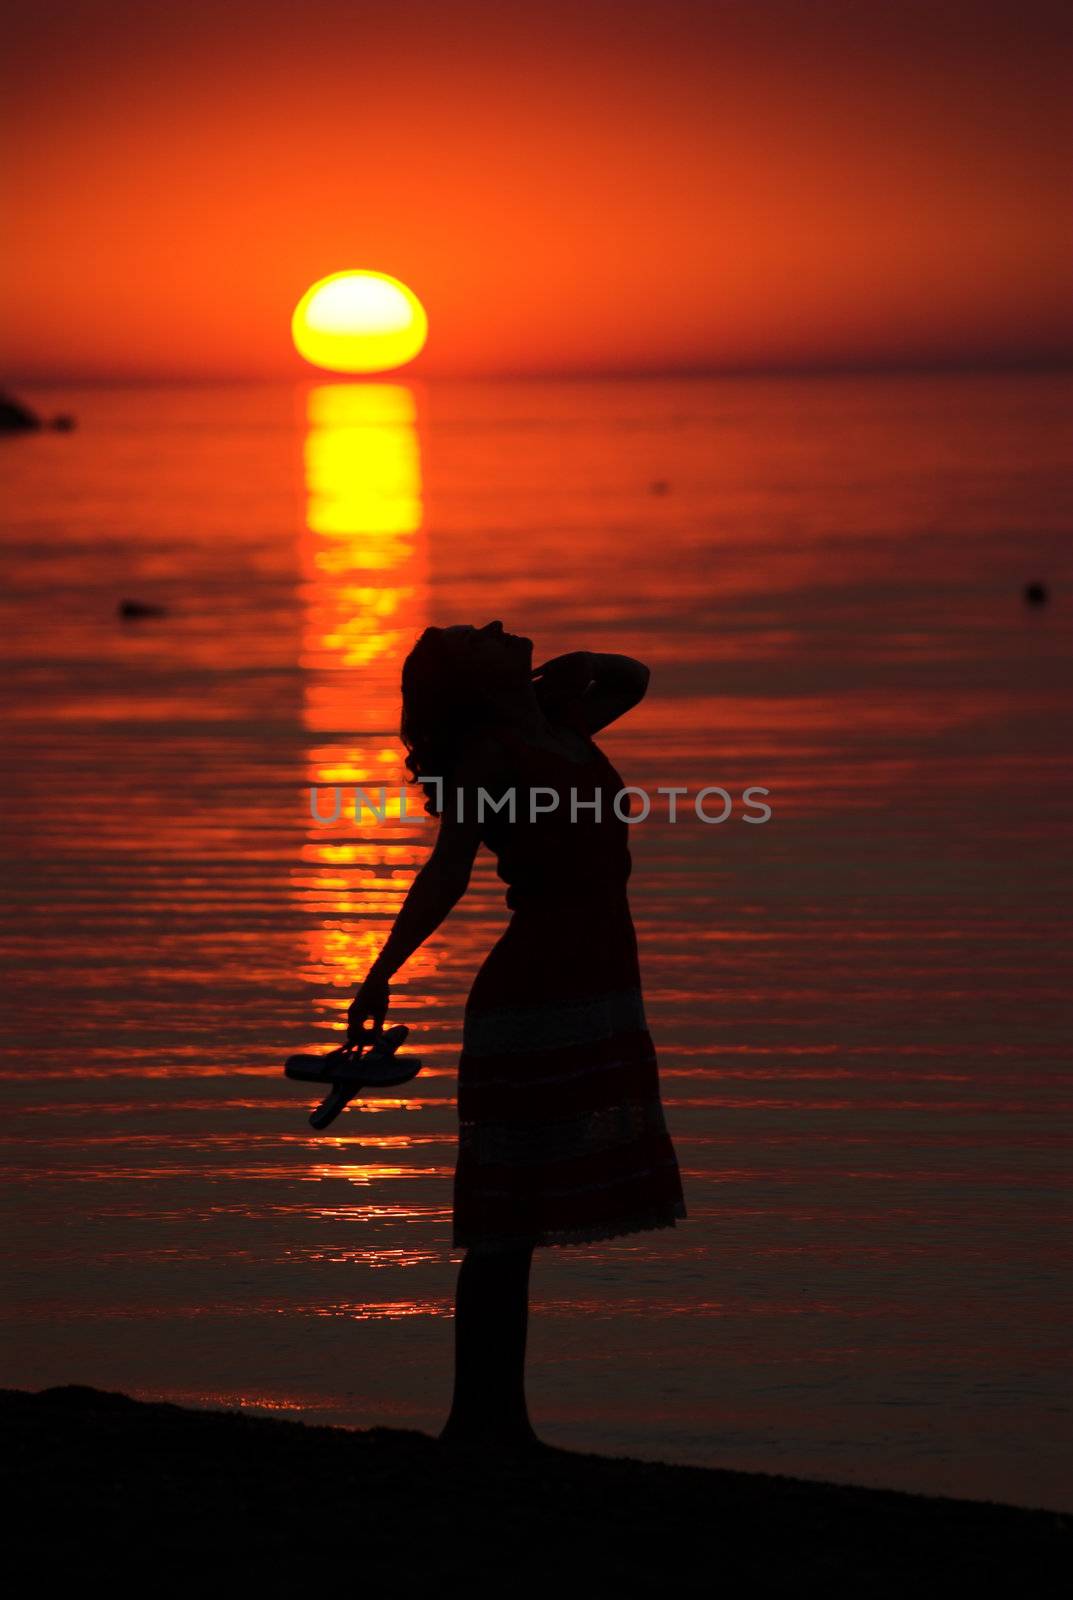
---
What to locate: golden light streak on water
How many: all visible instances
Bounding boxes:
[290,378,435,1230]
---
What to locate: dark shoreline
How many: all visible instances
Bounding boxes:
[3,1385,1068,1585]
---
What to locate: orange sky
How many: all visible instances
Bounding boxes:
[2,0,1070,382]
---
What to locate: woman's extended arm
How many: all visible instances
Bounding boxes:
[347,810,480,1040]
[534,650,650,734]
[347,732,513,1041]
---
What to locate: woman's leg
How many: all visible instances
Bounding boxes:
[440,1242,538,1446]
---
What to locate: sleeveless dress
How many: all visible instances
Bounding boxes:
[451,698,688,1252]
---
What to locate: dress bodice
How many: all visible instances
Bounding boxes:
[477,699,634,910]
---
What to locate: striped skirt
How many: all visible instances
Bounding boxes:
[452,890,688,1252]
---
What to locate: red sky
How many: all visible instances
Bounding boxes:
[2,0,1070,381]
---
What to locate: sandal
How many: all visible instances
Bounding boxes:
[284,1024,422,1129]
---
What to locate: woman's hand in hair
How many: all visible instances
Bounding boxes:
[531,651,595,701]
[534,650,649,734]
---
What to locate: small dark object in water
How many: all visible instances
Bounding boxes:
[51,414,76,431]
[118,598,168,620]
[0,392,42,432]
[650,479,670,495]
[1023,582,1048,606]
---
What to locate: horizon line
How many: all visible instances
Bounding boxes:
[5,352,1072,390]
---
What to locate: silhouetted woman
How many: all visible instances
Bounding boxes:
[348,621,688,1450]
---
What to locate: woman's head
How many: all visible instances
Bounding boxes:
[400,621,533,813]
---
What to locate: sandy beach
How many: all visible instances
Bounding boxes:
[4,1384,1068,1586]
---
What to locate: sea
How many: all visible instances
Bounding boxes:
[2,370,1070,1510]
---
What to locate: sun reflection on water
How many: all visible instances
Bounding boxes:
[290,380,436,1246]
[293,380,433,1016]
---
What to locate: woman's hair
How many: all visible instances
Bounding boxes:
[400,626,491,816]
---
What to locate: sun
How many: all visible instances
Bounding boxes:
[292,271,428,374]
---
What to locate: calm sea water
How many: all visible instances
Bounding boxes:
[1,372,1070,1510]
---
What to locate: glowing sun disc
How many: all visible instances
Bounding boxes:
[292,271,428,374]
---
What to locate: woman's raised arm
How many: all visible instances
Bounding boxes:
[534,649,650,734]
